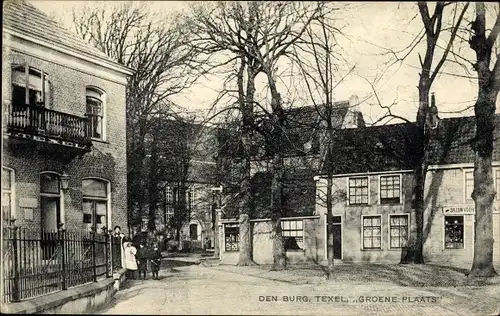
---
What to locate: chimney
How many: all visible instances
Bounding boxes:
[348,94,360,112]
[428,92,439,129]
[431,92,436,108]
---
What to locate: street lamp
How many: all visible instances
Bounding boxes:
[60,171,71,191]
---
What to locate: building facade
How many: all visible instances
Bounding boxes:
[2,1,132,233]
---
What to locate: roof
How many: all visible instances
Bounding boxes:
[322,114,500,175]
[3,0,130,71]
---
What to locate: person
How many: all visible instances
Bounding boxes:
[114,226,126,269]
[124,242,138,279]
[137,243,149,280]
[150,244,162,280]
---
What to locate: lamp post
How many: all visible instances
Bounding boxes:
[60,171,71,191]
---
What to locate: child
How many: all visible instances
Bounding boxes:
[137,243,149,280]
[124,242,137,279]
[150,244,162,280]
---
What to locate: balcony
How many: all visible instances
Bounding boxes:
[5,103,92,156]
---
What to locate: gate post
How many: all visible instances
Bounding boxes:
[10,220,20,302]
[58,223,67,290]
[105,229,110,278]
[91,229,97,282]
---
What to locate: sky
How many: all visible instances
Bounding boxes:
[29,1,500,125]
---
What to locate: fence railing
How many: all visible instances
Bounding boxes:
[2,225,123,304]
[6,102,91,147]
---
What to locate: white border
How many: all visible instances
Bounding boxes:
[360,214,383,250]
[378,173,403,205]
[387,213,410,249]
[347,176,370,206]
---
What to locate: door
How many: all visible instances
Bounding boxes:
[41,197,60,260]
[332,216,342,259]
[327,216,342,260]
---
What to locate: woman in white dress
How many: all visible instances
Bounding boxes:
[124,242,138,279]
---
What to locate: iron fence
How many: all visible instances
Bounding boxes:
[2,225,123,304]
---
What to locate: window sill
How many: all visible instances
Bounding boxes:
[91,138,109,144]
[378,203,404,206]
[361,248,383,251]
[347,204,370,207]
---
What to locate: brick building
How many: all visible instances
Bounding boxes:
[2,1,132,233]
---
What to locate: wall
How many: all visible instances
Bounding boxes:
[315,166,500,265]
[219,217,321,265]
[2,34,128,233]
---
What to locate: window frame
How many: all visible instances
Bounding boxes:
[281,219,305,251]
[82,177,111,232]
[388,214,410,249]
[2,167,16,221]
[361,215,382,250]
[347,176,370,206]
[444,215,465,250]
[464,169,474,203]
[11,64,51,107]
[85,86,106,141]
[378,174,402,205]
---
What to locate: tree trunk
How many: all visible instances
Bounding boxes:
[469,89,498,277]
[237,58,257,266]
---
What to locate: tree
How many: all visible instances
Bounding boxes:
[370,2,469,263]
[71,2,204,231]
[292,3,354,278]
[468,2,499,277]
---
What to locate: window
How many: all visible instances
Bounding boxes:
[187,188,196,211]
[389,215,409,248]
[224,224,239,251]
[11,65,51,106]
[165,186,174,224]
[465,170,474,201]
[362,216,381,249]
[380,175,401,204]
[349,177,369,205]
[444,216,464,249]
[2,168,15,222]
[281,219,304,250]
[86,88,104,139]
[82,179,109,232]
[189,223,198,240]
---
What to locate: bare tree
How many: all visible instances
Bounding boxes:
[468,2,499,277]
[291,3,354,278]
[71,2,205,231]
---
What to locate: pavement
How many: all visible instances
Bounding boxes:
[97,260,500,315]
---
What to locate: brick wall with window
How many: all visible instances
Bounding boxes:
[2,45,128,233]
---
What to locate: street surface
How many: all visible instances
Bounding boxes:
[98,262,500,315]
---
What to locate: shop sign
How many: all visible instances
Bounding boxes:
[441,205,499,214]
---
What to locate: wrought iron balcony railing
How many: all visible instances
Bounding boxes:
[6,103,91,148]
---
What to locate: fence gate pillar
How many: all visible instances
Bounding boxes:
[10,223,20,302]
[58,224,67,291]
[91,230,97,282]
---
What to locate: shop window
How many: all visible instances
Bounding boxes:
[389,215,408,248]
[348,176,369,205]
[82,178,109,232]
[11,64,51,106]
[380,175,401,204]
[86,87,105,139]
[224,224,239,251]
[444,216,464,249]
[281,219,304,250]
[362,216,381,249]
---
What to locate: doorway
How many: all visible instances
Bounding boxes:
[326,216,342,260]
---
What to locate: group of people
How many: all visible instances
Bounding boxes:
[113,226,163,280]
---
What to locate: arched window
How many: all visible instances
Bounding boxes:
[11,64,51,106]
[86,88,105,139]
[82,178,109,232]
